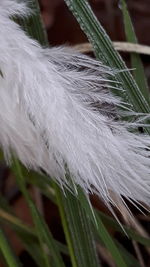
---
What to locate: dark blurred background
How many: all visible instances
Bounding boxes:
[40,0,150,45]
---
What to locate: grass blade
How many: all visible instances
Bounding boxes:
[0,227,22,267]
[0,204,69,266]
[18,233,46,267]
[18,0,48,46]
[12,174,51,267]
[53,183,78,267]
[115,240,140,267]
[64,0,150,134]
[120,0,150,101]
[95,213,127,267]
[54,182,100,267]
[0,208,48,267]
[21,171,150,249]
[97,210,150,247]
[27,203,65,267]
[12,159,65,267]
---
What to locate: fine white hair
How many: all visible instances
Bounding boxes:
[0,0,149,210]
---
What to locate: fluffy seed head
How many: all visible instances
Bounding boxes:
[0,0,149,211]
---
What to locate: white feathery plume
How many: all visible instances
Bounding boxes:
[0,0,150,209]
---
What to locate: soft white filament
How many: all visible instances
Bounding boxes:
[0,0,150,209]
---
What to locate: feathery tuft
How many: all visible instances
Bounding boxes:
[0,0,149,210]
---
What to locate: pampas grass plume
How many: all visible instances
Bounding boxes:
[0,0,150,210]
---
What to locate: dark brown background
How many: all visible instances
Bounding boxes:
[40,0,150,45]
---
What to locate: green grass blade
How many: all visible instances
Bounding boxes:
[22,171,150,249]
[54,183,100,267]
[0,209,48,267]
[19,166,57,204]
[0,207,45,267]
[19,234,46,267]
[95,213,127,267]
[0,207,35,236]
[96,234,140,267]
[23,169,150,261]
[18,0,48,45]
[0,204,69,264]
[120,0,149,101]
[29,173,150,249]
[53,183,78,267]
[0,228,22,267]
[97,210,150,247]
[77,187,97,227]
[64,0,150,131]
[28,202,65,267]
[12,159,65,267]
[31,176,150,249]
[0,206,68,255]
[114,240,140,267]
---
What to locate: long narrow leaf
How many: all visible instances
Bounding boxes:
[115,240,140,267]
[18,0,48,46]
[0,227,22,267]
[0,209,45,267]
[27,174,150,249]
[95,213,127,267]
[64,0,150,134]
[12,159,65,267]
[23,172,150,249]
[0,205,69,264]
[97,210,150,247]
[120,0,150,101]
[54,183,100,267]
